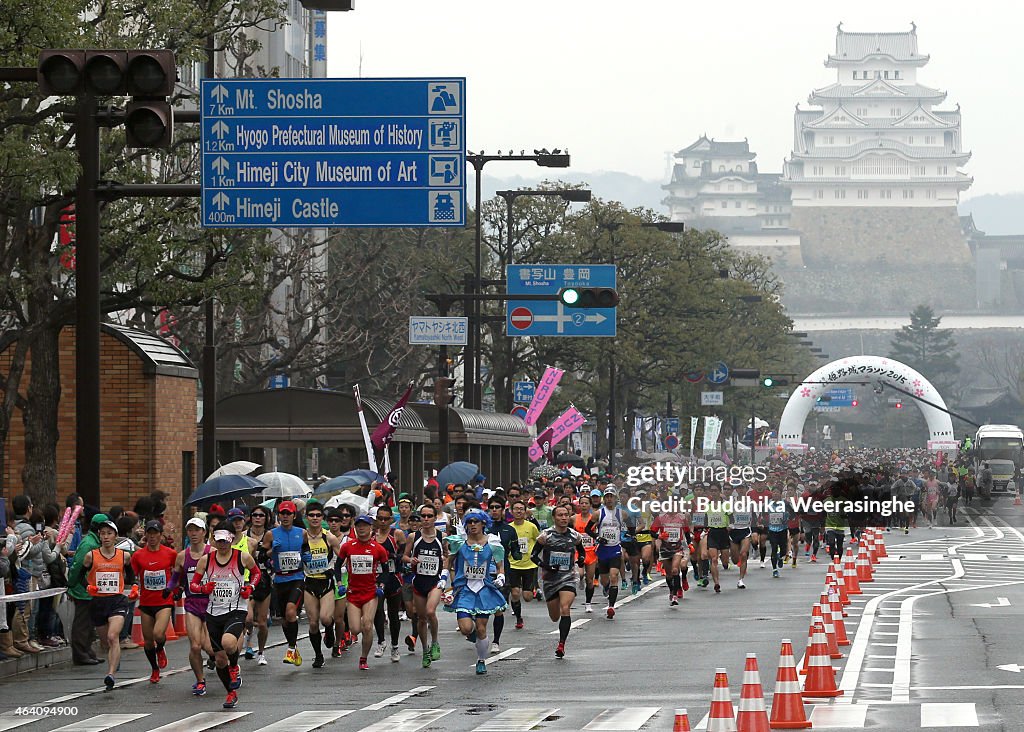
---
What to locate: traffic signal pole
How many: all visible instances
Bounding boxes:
[76,92,102,509]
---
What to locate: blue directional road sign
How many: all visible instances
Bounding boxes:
[513,381,536,403]
[706,362,729,385]
[667,417,680,434]
[506,264,616,338]
[825,386,854,406]
[201,78,465,228]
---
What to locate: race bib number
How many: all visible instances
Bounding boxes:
[733,511,751,526]
[465,563,486,580]
[306,551,329,574]
[549,551,572,569]
[517,537,529,555]
[350,555,374,575]
[416,555,439,576]
[96,571,121,594]
[212,581,236,604]
[691,513,706,528]
[600,525,619,542]
[666,527,681,543]
[143,570,166,591]
[707,511,724,527]
[385,559,396,574]
[581,534,595,549]
[278,551,301,573]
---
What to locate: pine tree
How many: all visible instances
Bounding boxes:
[889,305,960,392]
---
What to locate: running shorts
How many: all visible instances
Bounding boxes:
[507,567,537,592]
[275,579,305,609]
[205,610,246,652]
[89,595,131,627]
[706,528,731,552]
[304,576,335,599]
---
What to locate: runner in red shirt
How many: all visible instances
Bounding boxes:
[130,520,179,682]
[747,480,772,568]
[336,514,390,670]
[652,509,689,605]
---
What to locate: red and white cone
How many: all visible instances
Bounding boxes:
[802,620,843,698]
[875,529,888,558]
[856,543,874,582]
[816,598,843,659]
[827,587,850,646]
[768,638,811,729]
[843,547,862,595]
[736,653,770,732]
[709,668,738,732]
[828,565,850,605]
[825,571,848,615]
[674,708,692,732]
[864,529,879,564]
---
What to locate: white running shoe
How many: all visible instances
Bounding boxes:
[390,646,400,662]
[256,654,267,666]
[374,641,387,658]
[490,642,501,654]
[398,611,408,621]
[737,579,746,589]
[584,603,593,613]
[760,559,766,569]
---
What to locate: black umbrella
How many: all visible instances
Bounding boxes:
[554,452,585,468]
[186,474,267,507]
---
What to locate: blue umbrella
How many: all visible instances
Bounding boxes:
[436,461,479,487]
[186,474,267,506]
[314,469,386,495]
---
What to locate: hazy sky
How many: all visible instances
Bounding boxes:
[327,1,1020,199]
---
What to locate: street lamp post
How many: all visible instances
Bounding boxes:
[465,150,570,410]
[496,188,591,411]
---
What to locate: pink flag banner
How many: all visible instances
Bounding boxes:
[524,366,564,426]
[528,406,585,462]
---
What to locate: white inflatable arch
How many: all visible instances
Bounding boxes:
[777,355,955,449]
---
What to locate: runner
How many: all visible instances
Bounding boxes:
[130,520,178,683]
[82,519,138,690]
[573,493,599,612]
[531,505,586,658]
[651,503,688,605]
[766,487,790,578]
[403,504,447,667]
[487,497,522,653]
[301,500,343,668]
[704,483,731,593]
[261,500,306,666]
[399,510,422,655]
[748,480,771,568]
[507,499,539,630]
[190,528,260,709]
[689,487,709,588]
[371,504,406,663]
[590,487,625,618]
[169,517,213,695]
[242,507,272,664]
[336,514,390,671]
[327,506,355,656]
[443,508,508,675]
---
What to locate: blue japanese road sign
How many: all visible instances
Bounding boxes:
[506,264,616,338]
[706,362,729,385]
[201,78,465,228]
[513,381,536,403]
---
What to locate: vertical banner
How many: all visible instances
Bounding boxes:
[632,416,643,450]
[528,407,585,462]
[524,366,564,426]
[702,416,722,454]
[353,384,379,474]
[689,416,698,456]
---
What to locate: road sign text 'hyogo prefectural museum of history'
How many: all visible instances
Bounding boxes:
[201,78,465,228]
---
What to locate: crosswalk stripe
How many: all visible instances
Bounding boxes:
[0,716,50,732]
[51,715,150,732]
[258,710,355,732]
[146,712,250,732]
[361,686,435,711]
[961,554,989,561]
[582,707,660,730]
[471,646,524,667]
[808,705,868,728]
[921,703,978,727]
[359,709,454,732]
[548,618,590,634]
[474,707,559,731]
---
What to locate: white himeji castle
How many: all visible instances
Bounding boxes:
[782,22,972,208]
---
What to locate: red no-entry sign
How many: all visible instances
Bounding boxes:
[510,306,534,330]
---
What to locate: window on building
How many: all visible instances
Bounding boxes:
[903,189,914,199]
[891,107,902,117]
[881,189,892,199]
[884,70,890,79]
[735,201,741,208]
[714,183,721,191]
[894,70,902,80]
[721,200,728,208]
[925,135,936,144]
[853,71,859,80]
[693,160,701,168]
[907,136,914,144]
[875,71,882,79]
[914,166,926,176]
[822,135,835,145]
[834,189,846,199]
[834,166,847,176]
[719,165,725,172]
[939,165,948,175]
[857,189,869,199]
[926,190,936,199]
[727,184,734,191]
[846,136,854,145]
[815,190,824,199]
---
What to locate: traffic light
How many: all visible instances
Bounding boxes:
[37,49,176,148]
[558,287,619,308]
[761,376,789,388]
[433,377,455,407]
[890,400,903,409]
[851,399,859,407]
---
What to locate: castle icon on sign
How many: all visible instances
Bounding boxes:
[429,191,461,223]
[428,83,460,115]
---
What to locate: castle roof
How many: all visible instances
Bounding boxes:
[826,24,929,66]
[810,79,945,102]
[676,135,756,160]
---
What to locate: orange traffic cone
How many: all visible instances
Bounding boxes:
[802,620,843,698]
[843,548,862,595]
[674,709,692,732]
[815,598,843,659]
[828,587,850,646]
[131,606,145,645]
[173,596,187,635]
[769,638,811,729]
[164,619,178,641]
[829,564,850,605]
[864,529,879,564]
[737,653,770,732]
[709,668,738,732]
[1015,489,1022,506]
[825,571,848,615]
[856,544,874,582]
[875,530,888,558]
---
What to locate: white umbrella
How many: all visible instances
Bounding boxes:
[257,472,311,499]
[206,460,261,481]
[323,490,373,516]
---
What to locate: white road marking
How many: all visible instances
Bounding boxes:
[472,646,524,667]
[808,705,868,728]
[582,707,660,730]
[615,579,666,607]
[361,686,436,711]
[258,710,355,732]
[0,716,51,732]
[147,712,250,732]
[961,553,989,561]
[921,702,978,727]
[548,618,590,634]
[474,708,559,731]
[51,715,149,732]
[360,709,454,732]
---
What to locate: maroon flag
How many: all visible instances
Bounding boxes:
[372,382,414,451]
[534,426,556,463]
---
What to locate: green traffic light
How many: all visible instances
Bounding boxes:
[561,288,580,305]
[762,377,774,388]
